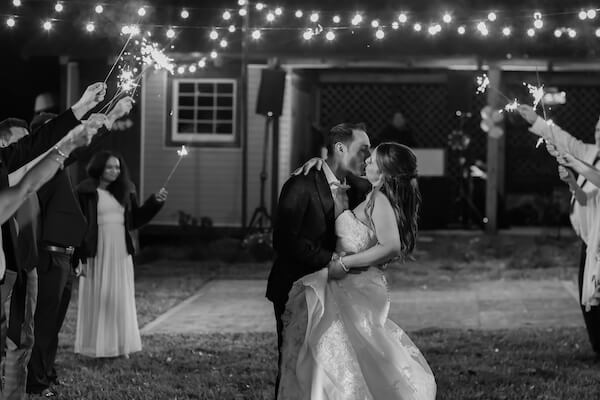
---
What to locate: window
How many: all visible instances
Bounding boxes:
[170,78,237,145]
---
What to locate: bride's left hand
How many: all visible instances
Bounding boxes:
[292,157,323,176]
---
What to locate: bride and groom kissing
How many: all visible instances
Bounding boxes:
[266,123,437,399]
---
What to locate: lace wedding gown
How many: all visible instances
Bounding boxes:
[278,210,436,399]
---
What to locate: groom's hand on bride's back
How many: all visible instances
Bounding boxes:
[292,157,323,176]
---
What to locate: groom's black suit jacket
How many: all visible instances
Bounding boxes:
[266,168,371,306]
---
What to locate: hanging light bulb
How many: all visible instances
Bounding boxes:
[209,30,218,40]
[325,31,335,41]
[177,66,185,74]
[43,20,52,31]
[198,58,206,68]
[487,12,497,21]
[588,9,597,19]
[255,3,264,11]
[251,29,261,39]
[502,26,511,36]
[189,65,197,73]
[6,17,15,27]
[54,2,63,12]
[210,50,218,59]
[266,12,275,22]
[239,8,247,16]
[95,4,103,14]
[220,39,228,48]
[275,7,283,16]
[180,9,189,19]
[579,10,588,20]
[351,13,362,25]
[595,28,600,37]
[12,0,21,7]
[527,28,535,37]
[166,28,175,38]
[295,10,303,18]
[534,19,543,29]
[238,0,246,5]
[222,11,231,20]
[533,11,542,20]
[398,13,407,23]
[375,29,384,39]
[457,25,466,34]
[554,28,563,38]
[137,7,146,17]
[310,12,319,22]
[86,22,95,32]
[568,28,577,38]
[392,21,399,30]
[332,15,341,23]
[371,20,379,28]
[228,25,236,33]
[443,13,452,24]
[413,23,422,32]
[302,29,313,40]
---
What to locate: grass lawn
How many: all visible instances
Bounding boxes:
[43,233,600,399]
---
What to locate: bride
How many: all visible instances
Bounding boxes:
[278,142,436,399]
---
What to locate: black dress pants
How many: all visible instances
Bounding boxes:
[578,241,600,354]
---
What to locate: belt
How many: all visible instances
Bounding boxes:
[43,245,75,256]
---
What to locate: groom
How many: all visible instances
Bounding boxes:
[266,122,371,397]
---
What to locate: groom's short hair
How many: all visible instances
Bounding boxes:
[327,122,367,154]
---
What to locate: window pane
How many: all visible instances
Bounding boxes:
[217,83,234,94]
[197,83,214,94]
[179,96,194,107]
[197,110,213,120]
[216,123,233,134]
[216,109,233,120]
[179,83,195,93]
[177,123,195,133]
[197,123,213,133]
[178,109,194,120]
[216,96,233,107]
[197,96,213,107]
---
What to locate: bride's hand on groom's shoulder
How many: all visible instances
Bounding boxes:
[292,158,323,176]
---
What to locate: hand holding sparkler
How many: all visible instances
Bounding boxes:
[558,165,577,185]
[161,145,189,190]
[72,83,107,120]
[106,97,135,130]
[545,141,560,158]
[154,188,168,203]
[556,152,583,172]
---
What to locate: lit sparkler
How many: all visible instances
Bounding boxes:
[140,39,174,74]
[523,82,545,110]
[503,99,520,112]
[162,145,189,189]
[117,68,138,93]
[476,74,490,94]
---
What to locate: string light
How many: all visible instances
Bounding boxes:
[180,9,189,19]
[413,23,422,32]
[274,7,282,16]
[12,0,21,7]
[310,12,319,22]
[398,13,407,23]
[477,21,488,36]
[488,12,497,21]
[137,7,146,17]
[54,2,63,12]
[86,22,95,32]
[533,11,542,20]
[209,30,218,40]
[527,28,535,37]
[266,12,275,22]
[392,21,399,30]
[534,19,543,29]
[220,39,228,48]
[502,26,511,36]
[166,28,175,38]
[255,3,264,11]
[177,66,185,74]
[295,10,303,18]
[6,17,15,28]
[443,13,452,24]
[588,9,597,19]
[238,0,246,5]
[302,29,313,40]
[210,50,218,59]
[568,28,577,38]
[94,4,103,14]
[375,28,384,39]
[457,25,466,35]
[428,24,442,36]
[251,29,261,39]
[351,13,362,25]
[228,25,236,33]
[198,58,206,68]
[222,11,231,20]
[554,28,563,38]
[325,30,335,41]
[43,20,52,31]
[189,65,197,73]
[239,8,247,16]
[371,20,379,28]
[332,15,341,23]
[579,10,588,20]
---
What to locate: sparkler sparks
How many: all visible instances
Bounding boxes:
[117,68,138,93]
[503,99,520,112]
[523,82,545,110]
[140,40,174,74]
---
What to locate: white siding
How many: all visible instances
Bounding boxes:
[141,69,242,226]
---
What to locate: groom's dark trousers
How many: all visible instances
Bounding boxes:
[578,241,600,354]
[267,169,369,398]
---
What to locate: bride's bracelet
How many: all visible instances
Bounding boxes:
[339,256,350,273]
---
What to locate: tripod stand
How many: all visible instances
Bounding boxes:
[245,115,273,235]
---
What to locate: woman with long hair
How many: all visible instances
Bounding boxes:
[74,151,167,358]
[278,142,436,399]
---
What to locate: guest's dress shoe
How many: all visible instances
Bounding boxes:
[40,388,57,398]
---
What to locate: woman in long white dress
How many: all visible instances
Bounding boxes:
[278,143,436,399]
[74,151,167,358]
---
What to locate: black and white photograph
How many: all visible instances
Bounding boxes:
[0,0,599,398]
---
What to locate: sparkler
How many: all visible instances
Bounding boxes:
[161,145,189,189]
[475,74,513,103]
[503,99,520,112]
[523,82,545,110]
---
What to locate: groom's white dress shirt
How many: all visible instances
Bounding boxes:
[322,161,349,218]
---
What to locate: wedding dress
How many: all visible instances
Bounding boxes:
[278,209,436,399]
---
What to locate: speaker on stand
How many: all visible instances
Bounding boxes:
[243,67,286,256]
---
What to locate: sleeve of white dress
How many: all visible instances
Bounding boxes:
[581,192,600,310]
[529,117,591,160]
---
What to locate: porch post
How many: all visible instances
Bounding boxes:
[485,65,505,233]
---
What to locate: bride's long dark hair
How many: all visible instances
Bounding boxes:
[368,142,421,257]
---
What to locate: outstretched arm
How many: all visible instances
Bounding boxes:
[335,191,402,269]
[557,152,600,189]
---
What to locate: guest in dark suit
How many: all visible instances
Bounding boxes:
[26,97,134,397]
[372,111,417,148]
[266,123,371,398]
[0,82,107,374]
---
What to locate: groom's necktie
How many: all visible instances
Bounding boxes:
[331,181,350,217]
